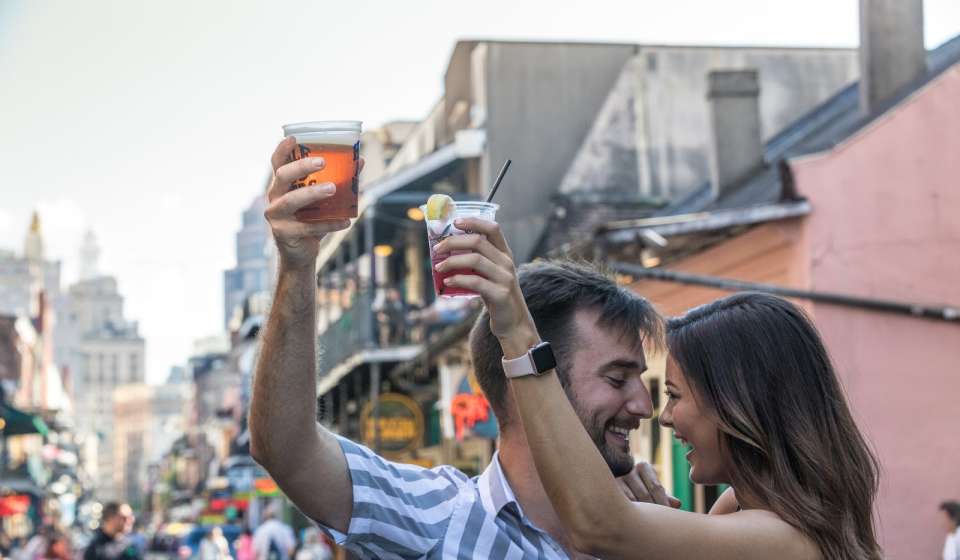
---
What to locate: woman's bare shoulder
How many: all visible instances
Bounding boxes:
[723,509,822,560]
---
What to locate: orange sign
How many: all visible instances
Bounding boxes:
[254,478,279,497]
[450,393,490,441]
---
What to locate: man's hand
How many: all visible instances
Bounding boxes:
[616,462,682,508]
[265,136,359,270]
[432,217,537,353]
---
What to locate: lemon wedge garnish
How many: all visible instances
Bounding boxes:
[425,194,456,222]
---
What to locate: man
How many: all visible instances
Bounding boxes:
[252,507,296,560]
[84,503,139,560]
[250,138,675,559]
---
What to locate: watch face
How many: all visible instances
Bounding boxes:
[531,343,557,373]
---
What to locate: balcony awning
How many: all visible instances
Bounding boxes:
[362,129,484,202]
[317,345,422,397]
[316,129,485,269]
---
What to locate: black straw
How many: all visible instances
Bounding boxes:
[485,159,512,203]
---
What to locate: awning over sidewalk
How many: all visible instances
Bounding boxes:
[0,403,49,437]
[362,129,484,202]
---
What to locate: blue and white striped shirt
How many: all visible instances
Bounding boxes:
[320,435,576,559]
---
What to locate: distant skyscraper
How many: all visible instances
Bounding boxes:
[223,196,271,329]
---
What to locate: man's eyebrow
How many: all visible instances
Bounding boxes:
[596,359,644,374]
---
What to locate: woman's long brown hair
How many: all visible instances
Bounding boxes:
[667,293,882,560]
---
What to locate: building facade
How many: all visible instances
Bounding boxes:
[606,6,959,555]
[0,213,61,321]
[113,382,191,509]
[63,276,146,500]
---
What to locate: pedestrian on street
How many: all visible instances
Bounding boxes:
[198,527,231,560]
[941,501,960,560]
[235,528,255,560]
[249,137,676,559]
[16,525,53,560]
[252,507,295,560]
[293,528,332,560]
[40,532,71,560]
[84,503,140,560]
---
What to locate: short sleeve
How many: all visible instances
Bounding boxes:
[315,436,469,559]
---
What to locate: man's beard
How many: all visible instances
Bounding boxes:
[568,389,635,477]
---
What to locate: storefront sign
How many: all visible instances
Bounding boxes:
[450,373,498,441]
[0,495,29,516]
[254,478,279,497]
[360,393,424,454]
[451,393,489,441]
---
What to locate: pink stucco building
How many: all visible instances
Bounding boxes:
[602,5,960,556]
[791,61,960,557]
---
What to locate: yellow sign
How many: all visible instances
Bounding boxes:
[360,393,424,455]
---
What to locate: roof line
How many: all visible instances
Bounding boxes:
[454,38,854,51]
[602,200,810,244]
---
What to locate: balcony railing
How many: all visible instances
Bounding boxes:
[318,291,374,378]
[317,287,478,378]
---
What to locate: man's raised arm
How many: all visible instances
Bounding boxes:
[248,136,358,532]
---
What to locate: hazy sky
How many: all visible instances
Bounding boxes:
[1,0,958,384]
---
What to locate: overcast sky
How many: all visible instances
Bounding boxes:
[1,0,957,384]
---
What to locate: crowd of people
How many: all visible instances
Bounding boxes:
[6,503,333,560]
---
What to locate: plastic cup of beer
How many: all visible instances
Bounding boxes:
[420,196,499,298]
[281,121,362,222]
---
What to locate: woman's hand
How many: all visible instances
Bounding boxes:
[432,217,539,356]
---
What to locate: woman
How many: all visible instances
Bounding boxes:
[235,528,255,560]
[436,218,881,559]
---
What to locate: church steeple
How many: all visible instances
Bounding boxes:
[24,211,44,262]
[79,229,101,281]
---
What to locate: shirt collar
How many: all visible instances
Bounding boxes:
[477,450,524,517]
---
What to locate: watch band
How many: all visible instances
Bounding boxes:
[502,341,556,378]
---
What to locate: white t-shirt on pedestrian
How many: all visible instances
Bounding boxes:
[944,527,960,560]
[253,519,297,560]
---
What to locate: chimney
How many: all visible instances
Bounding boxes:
[859,0,926,115]
[707,69,763,200]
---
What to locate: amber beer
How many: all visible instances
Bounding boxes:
[282,121,362,221]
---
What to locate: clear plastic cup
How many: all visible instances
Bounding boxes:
[420,201,499,298]
[282,121,362,221]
